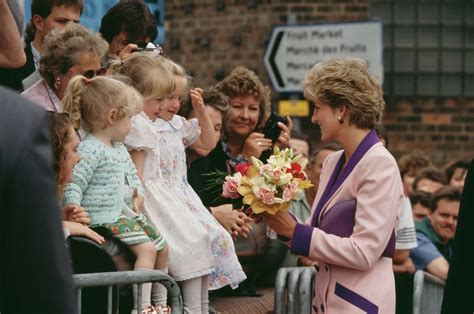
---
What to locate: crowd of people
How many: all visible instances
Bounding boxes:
[0,0,471,314]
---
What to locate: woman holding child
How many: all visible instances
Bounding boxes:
[266,57,404,313]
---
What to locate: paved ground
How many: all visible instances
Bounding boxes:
[210,287,275,314]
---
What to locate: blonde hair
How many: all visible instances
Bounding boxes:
[62,75,143,132]
[216,66,271,129]
[40,23,108,90]
[116,52,175,100]
[159,57,194,107]
[302,57,384,129]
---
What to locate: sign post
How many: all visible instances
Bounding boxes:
[263,21,383,93]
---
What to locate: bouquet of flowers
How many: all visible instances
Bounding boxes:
[220,147,313,215]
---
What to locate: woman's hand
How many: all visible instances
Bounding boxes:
[62,204,90,225]
[211,204,252,240]
[276,117,293,149]
[118,43,139,61]
[264,210,297,239]
[297,256,318,267]
[242,132,273,159]
[132,188,144,213]
[63,221,105,244]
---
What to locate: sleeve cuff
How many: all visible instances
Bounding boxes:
[62,194,80,207]
[290,223,314,257]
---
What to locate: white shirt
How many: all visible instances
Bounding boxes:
[396,197,418,250]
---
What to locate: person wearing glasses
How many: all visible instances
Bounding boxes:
[22,23,108,112]
[99,0,159,71]
[0,0,83,92]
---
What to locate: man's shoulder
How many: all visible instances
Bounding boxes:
[0,87,46,140]
[0,87,49,188]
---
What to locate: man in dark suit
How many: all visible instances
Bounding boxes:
[441,160,474,313]
[0,1,76,313]
[0,0,83,91]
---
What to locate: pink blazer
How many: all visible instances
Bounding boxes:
[21,79,63,112]
[291,130,403,314]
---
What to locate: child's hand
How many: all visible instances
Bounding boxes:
[132,188,144,213]
[63,221,105,244]
[62,204,91,226]
[211,204,252,240]
[190,88,205,113]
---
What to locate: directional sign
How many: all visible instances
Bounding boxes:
[263,21,383,93]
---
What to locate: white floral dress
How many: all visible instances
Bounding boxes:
[126,113,246,289]
[125,113,213,282]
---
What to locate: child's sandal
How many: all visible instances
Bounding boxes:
[131,305,157,314]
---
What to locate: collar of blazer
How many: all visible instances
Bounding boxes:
[311,129,380,227]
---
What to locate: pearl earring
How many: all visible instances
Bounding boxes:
[54,77,62,90]
[338,116,344,124]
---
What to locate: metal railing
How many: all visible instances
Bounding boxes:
[74,269,182,314]
[412,270,445,314]
[274,267,316,314]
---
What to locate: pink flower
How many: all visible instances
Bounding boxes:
[258,187,275,205]
[235,162,249,176]
[222,180,240,199]
[282,187,293,202]
[289,181,299,193]
[260,164,272,174]
[273,169,282,180]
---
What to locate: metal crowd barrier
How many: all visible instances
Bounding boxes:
[74,269,183,314]
[412,270,445,314]
[274,267,316,314]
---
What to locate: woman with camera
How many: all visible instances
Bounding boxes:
[265,57,403,313]
[187,66,292,296]
[188,66,291,207]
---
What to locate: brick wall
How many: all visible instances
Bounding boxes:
[384,98,474,165]
[163,0,473,166]
[163,0,368,87]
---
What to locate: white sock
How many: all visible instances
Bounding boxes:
[201,275,209,314]
[133,268,152,309]
[180,276,203,313]
[152,267,168,307]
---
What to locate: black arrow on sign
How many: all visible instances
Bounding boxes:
[269,30,285,89]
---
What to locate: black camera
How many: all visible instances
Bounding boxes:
[262,112,287,143]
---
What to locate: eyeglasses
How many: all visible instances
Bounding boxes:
[66,69,99,79]
[81,69,97,79]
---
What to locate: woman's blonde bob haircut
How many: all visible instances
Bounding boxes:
[116,52,175,100]
[302,57,384,129]
[62,75,143,132]
[40,23,108,90]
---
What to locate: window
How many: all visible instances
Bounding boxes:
[371,0,474,97]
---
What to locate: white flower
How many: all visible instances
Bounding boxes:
[278,173,293,185]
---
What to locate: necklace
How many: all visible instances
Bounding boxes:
[221,136,247,169]
[44,80,60,112]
